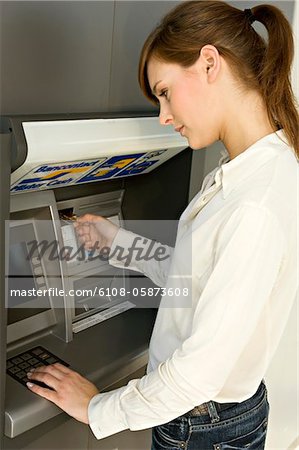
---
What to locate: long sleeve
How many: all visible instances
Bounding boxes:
[108,227,174,287]
[88,204,286,439]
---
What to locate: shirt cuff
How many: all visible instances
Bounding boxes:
[88,387,129,440]
[109,227,143,269]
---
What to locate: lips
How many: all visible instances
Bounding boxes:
[175,125,185,136]
[175,126,184,135]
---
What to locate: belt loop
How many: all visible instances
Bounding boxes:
[207,401,220,423]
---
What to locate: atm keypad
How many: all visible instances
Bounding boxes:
[6,346,69,388]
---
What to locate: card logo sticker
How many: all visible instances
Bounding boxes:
[76,153,145,183]
[11,159,104,193]
[114,150,167,177]
[11,150,170,193]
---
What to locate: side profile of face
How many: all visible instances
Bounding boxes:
[147,45,224,150]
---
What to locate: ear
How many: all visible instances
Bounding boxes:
[199,45,220,83]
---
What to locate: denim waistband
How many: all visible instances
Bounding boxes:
[185,380,266,424]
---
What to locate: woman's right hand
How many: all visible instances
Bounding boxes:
[74,214,119,255]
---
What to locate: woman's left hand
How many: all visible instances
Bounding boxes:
[26,363,99,424]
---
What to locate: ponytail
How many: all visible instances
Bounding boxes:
[139,1,299,157]
[252,4,299,157]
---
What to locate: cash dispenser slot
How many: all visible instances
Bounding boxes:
[56,190,135,334]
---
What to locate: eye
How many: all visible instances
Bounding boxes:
[159,89,169,100]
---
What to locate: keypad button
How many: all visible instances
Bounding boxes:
[12,357,23,365]
[46,357,58,364]
[8,366,21,374]
[33,267,43,276]
[39,352,50,360]
[35,276,45,286]
[21,353,32,361]
[7,361,14,369]
[19,362,30,370]
[34,362,45,368]
[28,358,39,365]
[31,257,41,266]
[31,347,44,356]
[15,371,27,379]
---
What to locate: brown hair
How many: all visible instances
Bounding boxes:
[139,1,299,157]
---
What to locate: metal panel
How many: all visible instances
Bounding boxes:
[108,1,181,112]
[0,130,11,450]
[3,415,89,450]
[5,309,155,438]
[0,1,114,115]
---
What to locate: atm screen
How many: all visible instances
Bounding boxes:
[9,242,36,294]
[7,241,50,325]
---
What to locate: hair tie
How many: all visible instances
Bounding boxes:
[244,8,256,25]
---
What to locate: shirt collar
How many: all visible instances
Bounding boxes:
[220,129,288,199]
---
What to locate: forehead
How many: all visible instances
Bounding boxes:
[147,58,183,89]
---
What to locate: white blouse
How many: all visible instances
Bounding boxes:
[88,130,298,440]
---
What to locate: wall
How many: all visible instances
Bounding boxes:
[0,1,181,115]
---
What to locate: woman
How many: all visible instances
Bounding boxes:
[27,1,298,449]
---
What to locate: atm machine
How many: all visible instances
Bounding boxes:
[0,113,193,449]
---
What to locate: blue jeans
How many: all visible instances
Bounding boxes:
[151,381,269,449]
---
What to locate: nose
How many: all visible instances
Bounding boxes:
[159,106,173,126]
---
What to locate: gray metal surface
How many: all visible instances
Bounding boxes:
[0,131,12,450]
[5,307,155,438]
[0,1,181,115]
[0,1,114,114]
[8,190,72,343]
[0,1,295,116]
[108,1,180,112]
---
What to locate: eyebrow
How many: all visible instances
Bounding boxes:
[151,80,162,96]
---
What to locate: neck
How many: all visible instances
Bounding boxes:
[220,91,277,160]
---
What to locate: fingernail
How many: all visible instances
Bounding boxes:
[27,382,34,388]
[27,372,32,378]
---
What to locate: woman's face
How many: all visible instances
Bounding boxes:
[147,55,222,150]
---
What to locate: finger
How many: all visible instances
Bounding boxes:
[27,381,58,402]
[76,215,89,223]
[76,234,91,247]
[76,214,97,223]
[40,362,78,376]
[27,370,60,391]
[51,362,73,374]
[28,363,68,380]
[75,225,89,237]
[84,239,99,250]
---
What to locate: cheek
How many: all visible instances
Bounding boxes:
[188,93,219,131]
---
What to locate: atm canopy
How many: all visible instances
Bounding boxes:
[8,115,187,194]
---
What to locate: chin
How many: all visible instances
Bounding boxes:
[188,134,218,150]
[188,140,206,150]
